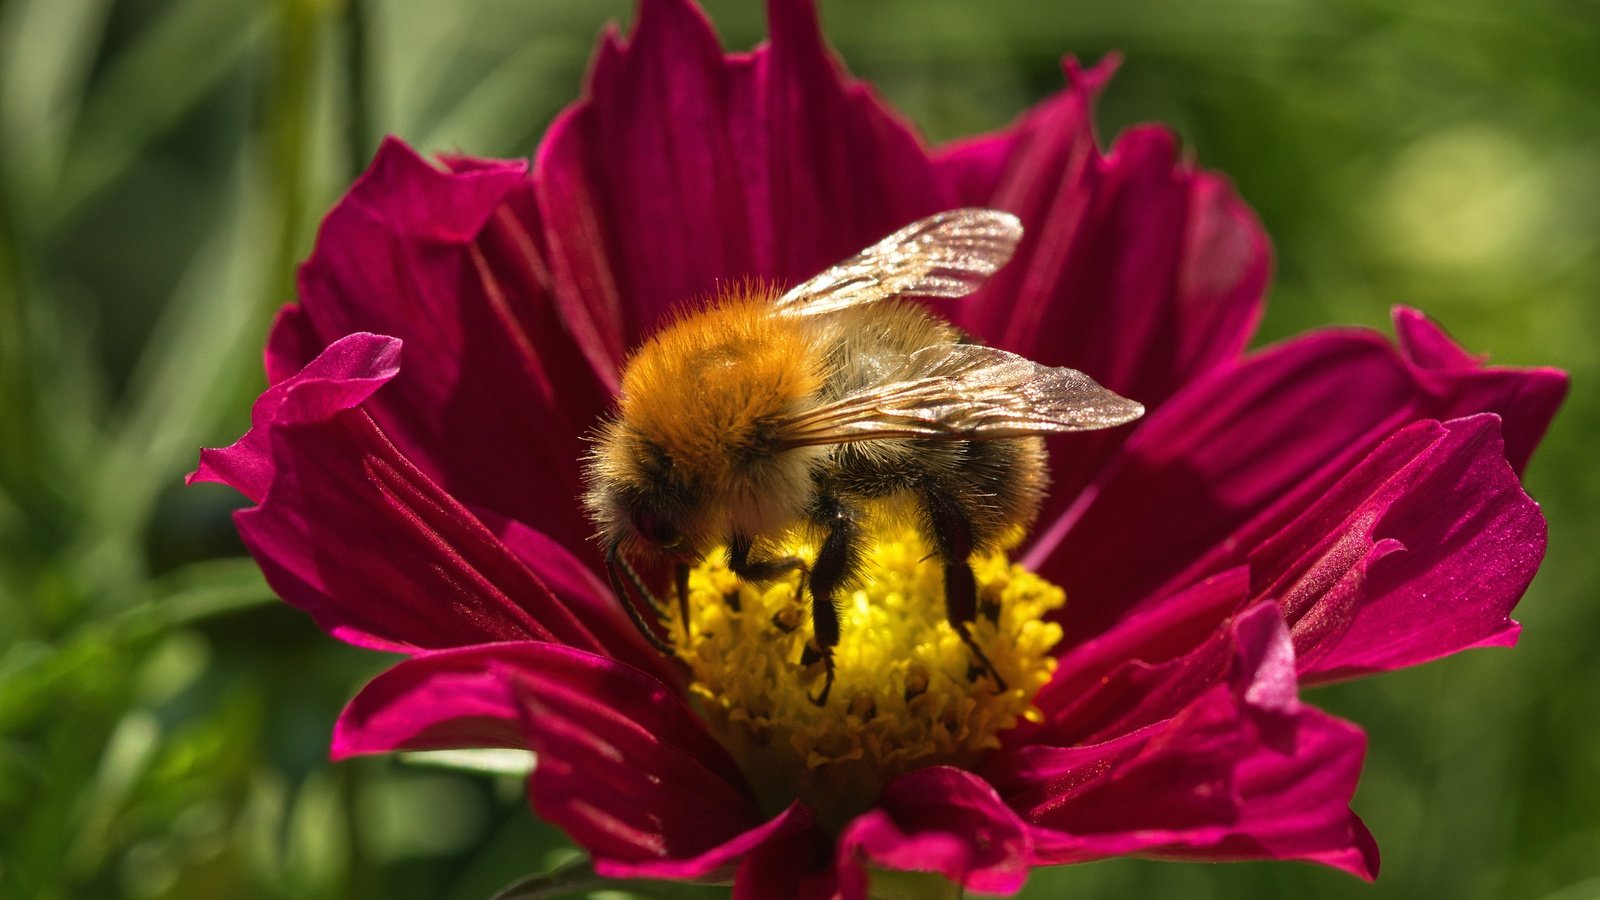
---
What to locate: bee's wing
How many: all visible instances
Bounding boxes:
[774,344,1145,448]
[772,209,1023,318]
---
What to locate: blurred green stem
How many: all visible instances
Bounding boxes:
[49,0,266,228]
[487,858,723,900]
[0,196,32,496]
[488,859,606,900]
[868,869,962,899]
[56,0,331,613]
[341,0,373,176]
[270,0,319,301]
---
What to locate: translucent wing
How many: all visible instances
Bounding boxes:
[774,344,1145,448]
[773,209,1023,318]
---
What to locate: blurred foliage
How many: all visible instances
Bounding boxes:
[0,0,1596,897]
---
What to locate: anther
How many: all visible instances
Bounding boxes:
[904,667,930,700]
[673,529,1063,780]
[771,607,801,633]
[848,694,876,720]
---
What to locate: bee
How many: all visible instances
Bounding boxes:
[584,209,1144,705]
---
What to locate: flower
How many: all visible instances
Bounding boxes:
[191,0,1566,895]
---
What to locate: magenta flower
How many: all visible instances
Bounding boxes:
[192,0,1565,895]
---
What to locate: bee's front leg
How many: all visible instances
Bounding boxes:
[726,534,809,583]
[921,488,1007,693]
[727,533,811,631]
[796,492,861,706]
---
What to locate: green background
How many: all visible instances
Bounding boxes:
[2,0,1596,897]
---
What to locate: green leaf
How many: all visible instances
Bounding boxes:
[50,0,269,224]
[63,153,279,609]
[0,557,272,731]
[0,0,115,221]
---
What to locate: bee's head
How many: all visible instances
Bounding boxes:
[583,421,714,561]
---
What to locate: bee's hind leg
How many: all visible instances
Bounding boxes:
[921,488,1008,693]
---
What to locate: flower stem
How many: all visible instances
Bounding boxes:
[488,859,607,900]
[487,859,725,900]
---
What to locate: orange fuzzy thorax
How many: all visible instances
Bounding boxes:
[618,290,822,488]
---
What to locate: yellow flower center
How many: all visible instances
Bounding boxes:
[670,525,1064,829]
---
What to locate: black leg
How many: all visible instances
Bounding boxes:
[726,533,808,583]
[803,492,860,706]
[921,488,1007,692]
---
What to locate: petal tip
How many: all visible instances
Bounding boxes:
[1063,52,1122,95]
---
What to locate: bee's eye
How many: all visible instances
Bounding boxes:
[631,510,682,549]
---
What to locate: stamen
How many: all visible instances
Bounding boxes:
[670,526,1064,825]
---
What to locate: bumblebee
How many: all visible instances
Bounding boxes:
[584,210,1144,704]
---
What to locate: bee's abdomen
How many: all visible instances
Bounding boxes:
[828,434,1047,553]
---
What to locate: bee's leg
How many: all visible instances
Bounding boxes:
[921,488,1007,692]
[726,534,808,583]
[802,493,859,706]
[727,534,817,642]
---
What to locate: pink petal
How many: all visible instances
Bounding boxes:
[194,336,621,655]
[534,0,947,358]
[991,605,1376,879]
[335,641,771,879]
[592,802,814,884]
[1029,320,1559,647]
[1392,307,1567,473]
[1021,705,1377,879]
[263,304,324,386]
[936,57,1269,517]
[1032,415,1546,702]
[507,666,770,880]
[838,766,1032,895]
[1030,330,1414,640]
[1021,569,1251,747]
[1013,583,1298,757]
[489,515,676,681]
[934,55,1120,205]
[289,137,607,551]
[333,642,550,757]
[735,816,863,900]
[191,332,401,503]
[1248,414,1547,682]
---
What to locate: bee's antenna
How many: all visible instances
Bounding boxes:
[618,554,664,613]
[605,542,674,655]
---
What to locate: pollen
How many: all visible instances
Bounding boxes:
[671,525,1064,827]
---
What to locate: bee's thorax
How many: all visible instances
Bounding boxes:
[619,292,822,490]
